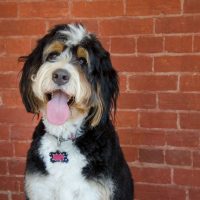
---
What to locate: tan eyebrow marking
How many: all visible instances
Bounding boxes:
[44,41,65,55]
[77,46,89,63]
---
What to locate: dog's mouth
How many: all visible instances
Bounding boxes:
[46,90,74,106]
[45,90,75,125]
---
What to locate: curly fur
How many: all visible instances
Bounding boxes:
[19,23,133,200]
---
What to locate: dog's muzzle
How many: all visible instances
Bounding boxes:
[52,68,70,86]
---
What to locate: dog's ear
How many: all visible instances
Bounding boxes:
[84,37,119,126]
[19,39,46,114]
[94,50,119,125]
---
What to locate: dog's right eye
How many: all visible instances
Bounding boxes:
[78,57,87,66]
[46,52,60,62]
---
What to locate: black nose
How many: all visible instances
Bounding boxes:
[52,69,70,86]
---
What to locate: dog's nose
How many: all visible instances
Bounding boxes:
[52,69,70,86]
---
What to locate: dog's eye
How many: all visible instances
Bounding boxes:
[78,57,87,66]
[46,52,60,62]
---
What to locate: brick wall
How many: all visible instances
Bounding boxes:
[0,0,200,199]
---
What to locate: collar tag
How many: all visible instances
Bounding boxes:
[49,151,69,163]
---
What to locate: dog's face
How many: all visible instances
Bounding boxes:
[20,23,118,127]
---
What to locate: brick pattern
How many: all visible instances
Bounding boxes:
[0,0,200,200]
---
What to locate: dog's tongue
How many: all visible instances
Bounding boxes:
[47,91,70,125]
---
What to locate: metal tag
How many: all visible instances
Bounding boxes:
[49,151,69,163]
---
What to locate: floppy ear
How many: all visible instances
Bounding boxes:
[94,50,119,122]
[19,26,60,113]
[84,37,119,126]
[19,37,46,114]
[19,54,41,113]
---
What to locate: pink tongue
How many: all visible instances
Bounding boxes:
[47,92,70,125]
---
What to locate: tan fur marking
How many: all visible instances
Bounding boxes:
[91,84,104,127]
[77,47,89,63]
[44,41,64,55]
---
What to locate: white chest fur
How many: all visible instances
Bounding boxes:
[25,134,102,200]
[25,116,114,200]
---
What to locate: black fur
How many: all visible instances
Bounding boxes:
[80,35,119,125]
[20,23,134,200]
[76,121,133,200]
[26,121,47,175]
[27,118,133,199]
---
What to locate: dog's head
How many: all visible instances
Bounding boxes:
[19,23,118,127]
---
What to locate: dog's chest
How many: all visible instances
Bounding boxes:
[40,134,86,175]
[28,134,101,200]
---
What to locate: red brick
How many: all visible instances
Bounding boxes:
[166,131,199,148]
[140,112,177,129]
[5,38,31,55]
[154,55,200,72]
[122,146,138,162]
[194,35,200,52]
[139,149,164,164]
[8,159,25,175]
[174,169,200,187]
[133,167,171,184]
[0,142,13,157]
[111,37,135,53]
[0,89,23,107]
[165,36,192,53]
[137,36,163,53]
[165,150,191,166]
[0,20,45,36]
[47,19,98,34]
[99,18,153,36]
[11,126,33,141]
[0,108,34,124]
[18,178,25,193]
[126,0,181,16]
[112,55,152,72]
[0,160,8,175]
[0,39,6,55]
[118,93,156,109]
[0,57,22,72]
[14,142,30,157]
[118,129,133,145]
[0,2,17,18]
[0,176,20,192]
[180,75,200,91]
[129,75,177,91]
[132,130,166,146]
[0,74,17,89]
[19,1,68,18]
[99,37,110,51]
[189,189,200,200]
[116,111,138,128]
[0,194,8,200]
[193,151,200,168]
[119,74,127,92]
[184,0,200,13]
[159,93,200,111]
[156,16,200,33]
[180,113,200,129]
[0,125,9,140]
[11,193,24,200]
[135,184,186,200]
[72,0,123,17]
[0,0,200,197]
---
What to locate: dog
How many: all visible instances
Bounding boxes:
[19,23,133,200]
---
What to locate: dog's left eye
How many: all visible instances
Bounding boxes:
[46,52,60,62]
[78,57,87,66]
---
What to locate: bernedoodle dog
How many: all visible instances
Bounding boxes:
[19,23,133,200]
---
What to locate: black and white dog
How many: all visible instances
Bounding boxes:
[19,23,133,200]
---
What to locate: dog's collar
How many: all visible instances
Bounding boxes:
[48,133,77,146]
[47,133,76,164]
